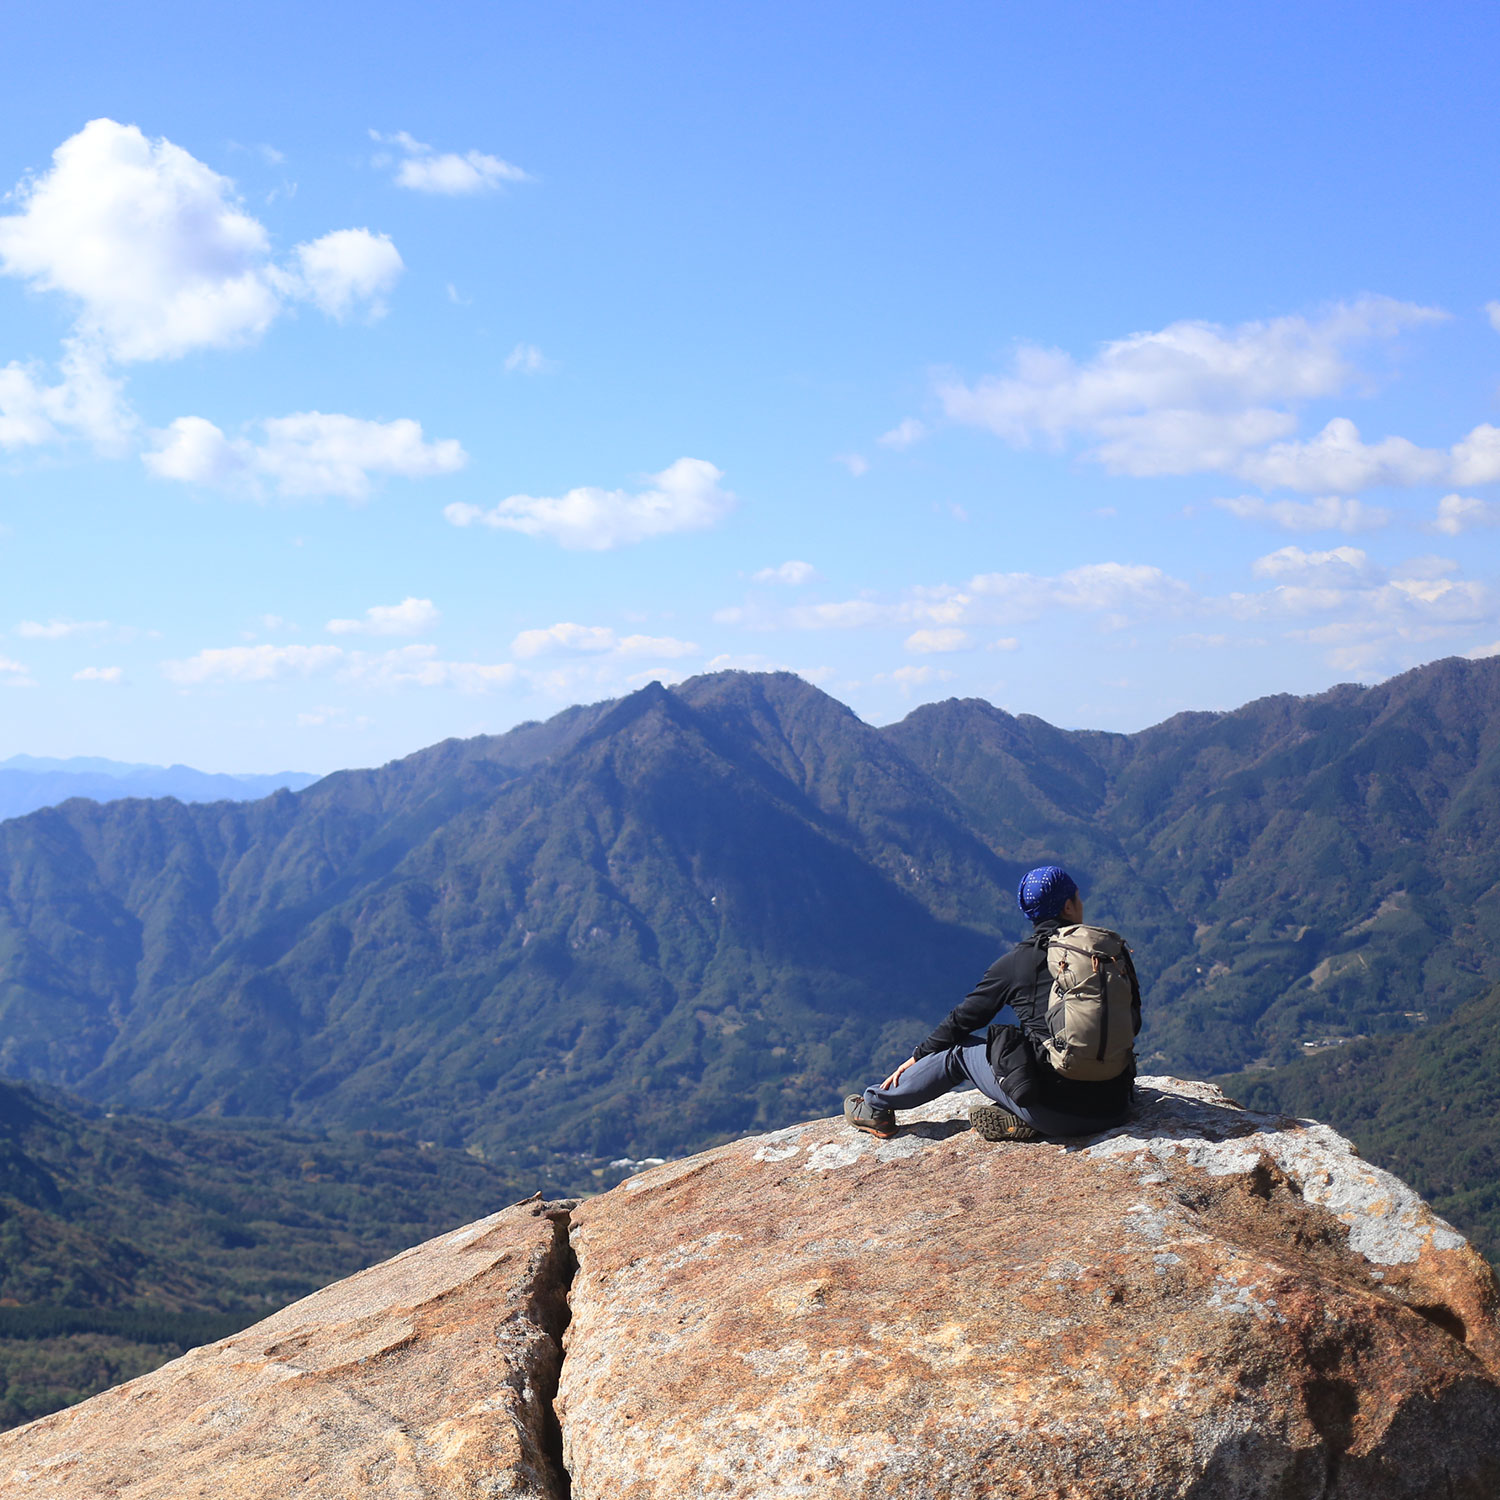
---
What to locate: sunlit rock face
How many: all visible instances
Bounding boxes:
[559,1080,1500,1499]
[3,1079,1498,1499]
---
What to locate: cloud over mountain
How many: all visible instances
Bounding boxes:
[445,457,734,549]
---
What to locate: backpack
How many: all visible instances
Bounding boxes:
[1038,924,1139,1082]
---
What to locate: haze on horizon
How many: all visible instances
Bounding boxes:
[3,2,1499,773]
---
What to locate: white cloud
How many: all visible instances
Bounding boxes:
[0,655,34,686]
[0,119,278,361]
[905,628,970,653]
[1090,408,1297,477]
[504,343,556,374]
[73,665,123,683]
[326,597,439,636]
[372,131,530,195]
[1487,302,1500,335]
[162,641,516,692]
[0,340,134,453]
[967,561,1193,619]
[754,562,1194,645]
[615,634,698,659]
[15,618,111,639]
[292,229,402,320]
[253,413,464,498]
[145,412,466,500]
[736,543,1500,682]
[937,297,1443,478]
[1224,545,1492,673]
[835,453,869,476]
[0,120,402,367]
[786,600,886,629]
[163,643,345,684]
[141,415,242,484]
[770,564,1190,638]
[1213,494,1390,532]
[0,120,406,471]
[511,623,617,658]
[510,622,697,660]
[444,457,733,550]
[1250,545,1376,583]
[353,644,517,692]
[1432,493,1500,536]
[1392,554,1459,578]
[878,418,927,450]
[753,560,817,585]
[1237,418,1446,493]
[1451,424,1500,486]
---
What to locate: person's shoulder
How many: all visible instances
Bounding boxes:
[998,930,1048,965]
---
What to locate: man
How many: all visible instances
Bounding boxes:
[843,865,1138,1141]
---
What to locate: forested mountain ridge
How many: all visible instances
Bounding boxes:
[0,674,1013,1168]
[2,658,1500,1188]
[0,1075,535,1427]
[1230,983,1500,1260]
[892,654,1500,1071]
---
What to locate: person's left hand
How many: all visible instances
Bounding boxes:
[880,1056,917,1091]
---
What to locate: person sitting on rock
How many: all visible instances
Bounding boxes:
[843,864,1138,1142]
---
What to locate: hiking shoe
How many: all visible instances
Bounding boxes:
[844,1093,897,1139]
[969,1104,1043,1142]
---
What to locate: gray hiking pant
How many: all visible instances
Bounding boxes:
[862,1030,1128,1138]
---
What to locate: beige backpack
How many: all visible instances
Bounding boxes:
[1040,924,1139,1081]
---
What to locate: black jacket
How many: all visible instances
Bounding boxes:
[912,919,1139,1118]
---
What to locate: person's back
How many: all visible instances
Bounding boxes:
[844,864,1139,1141]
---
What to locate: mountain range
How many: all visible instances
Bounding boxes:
[0,757,320,824]
[1,660,1498,1230]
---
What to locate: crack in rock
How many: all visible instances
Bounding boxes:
[528,1199,579,1500]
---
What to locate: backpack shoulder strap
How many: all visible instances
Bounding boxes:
[1122,942,1142,1034]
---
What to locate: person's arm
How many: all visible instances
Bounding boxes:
[911,947,1027,1061]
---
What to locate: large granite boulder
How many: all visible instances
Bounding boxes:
[3,1079,1498,1498]
[560,1078,1500,1498]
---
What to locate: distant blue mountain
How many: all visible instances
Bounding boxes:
[0,755,321,822]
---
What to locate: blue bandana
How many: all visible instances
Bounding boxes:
[1016,865,1078,924]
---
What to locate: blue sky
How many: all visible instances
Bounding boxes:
[3,2,1499,771]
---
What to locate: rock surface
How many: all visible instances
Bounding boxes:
[0,1196,573,1499]
[3,1079,1499,1499]
[559,1079,1500,1499]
